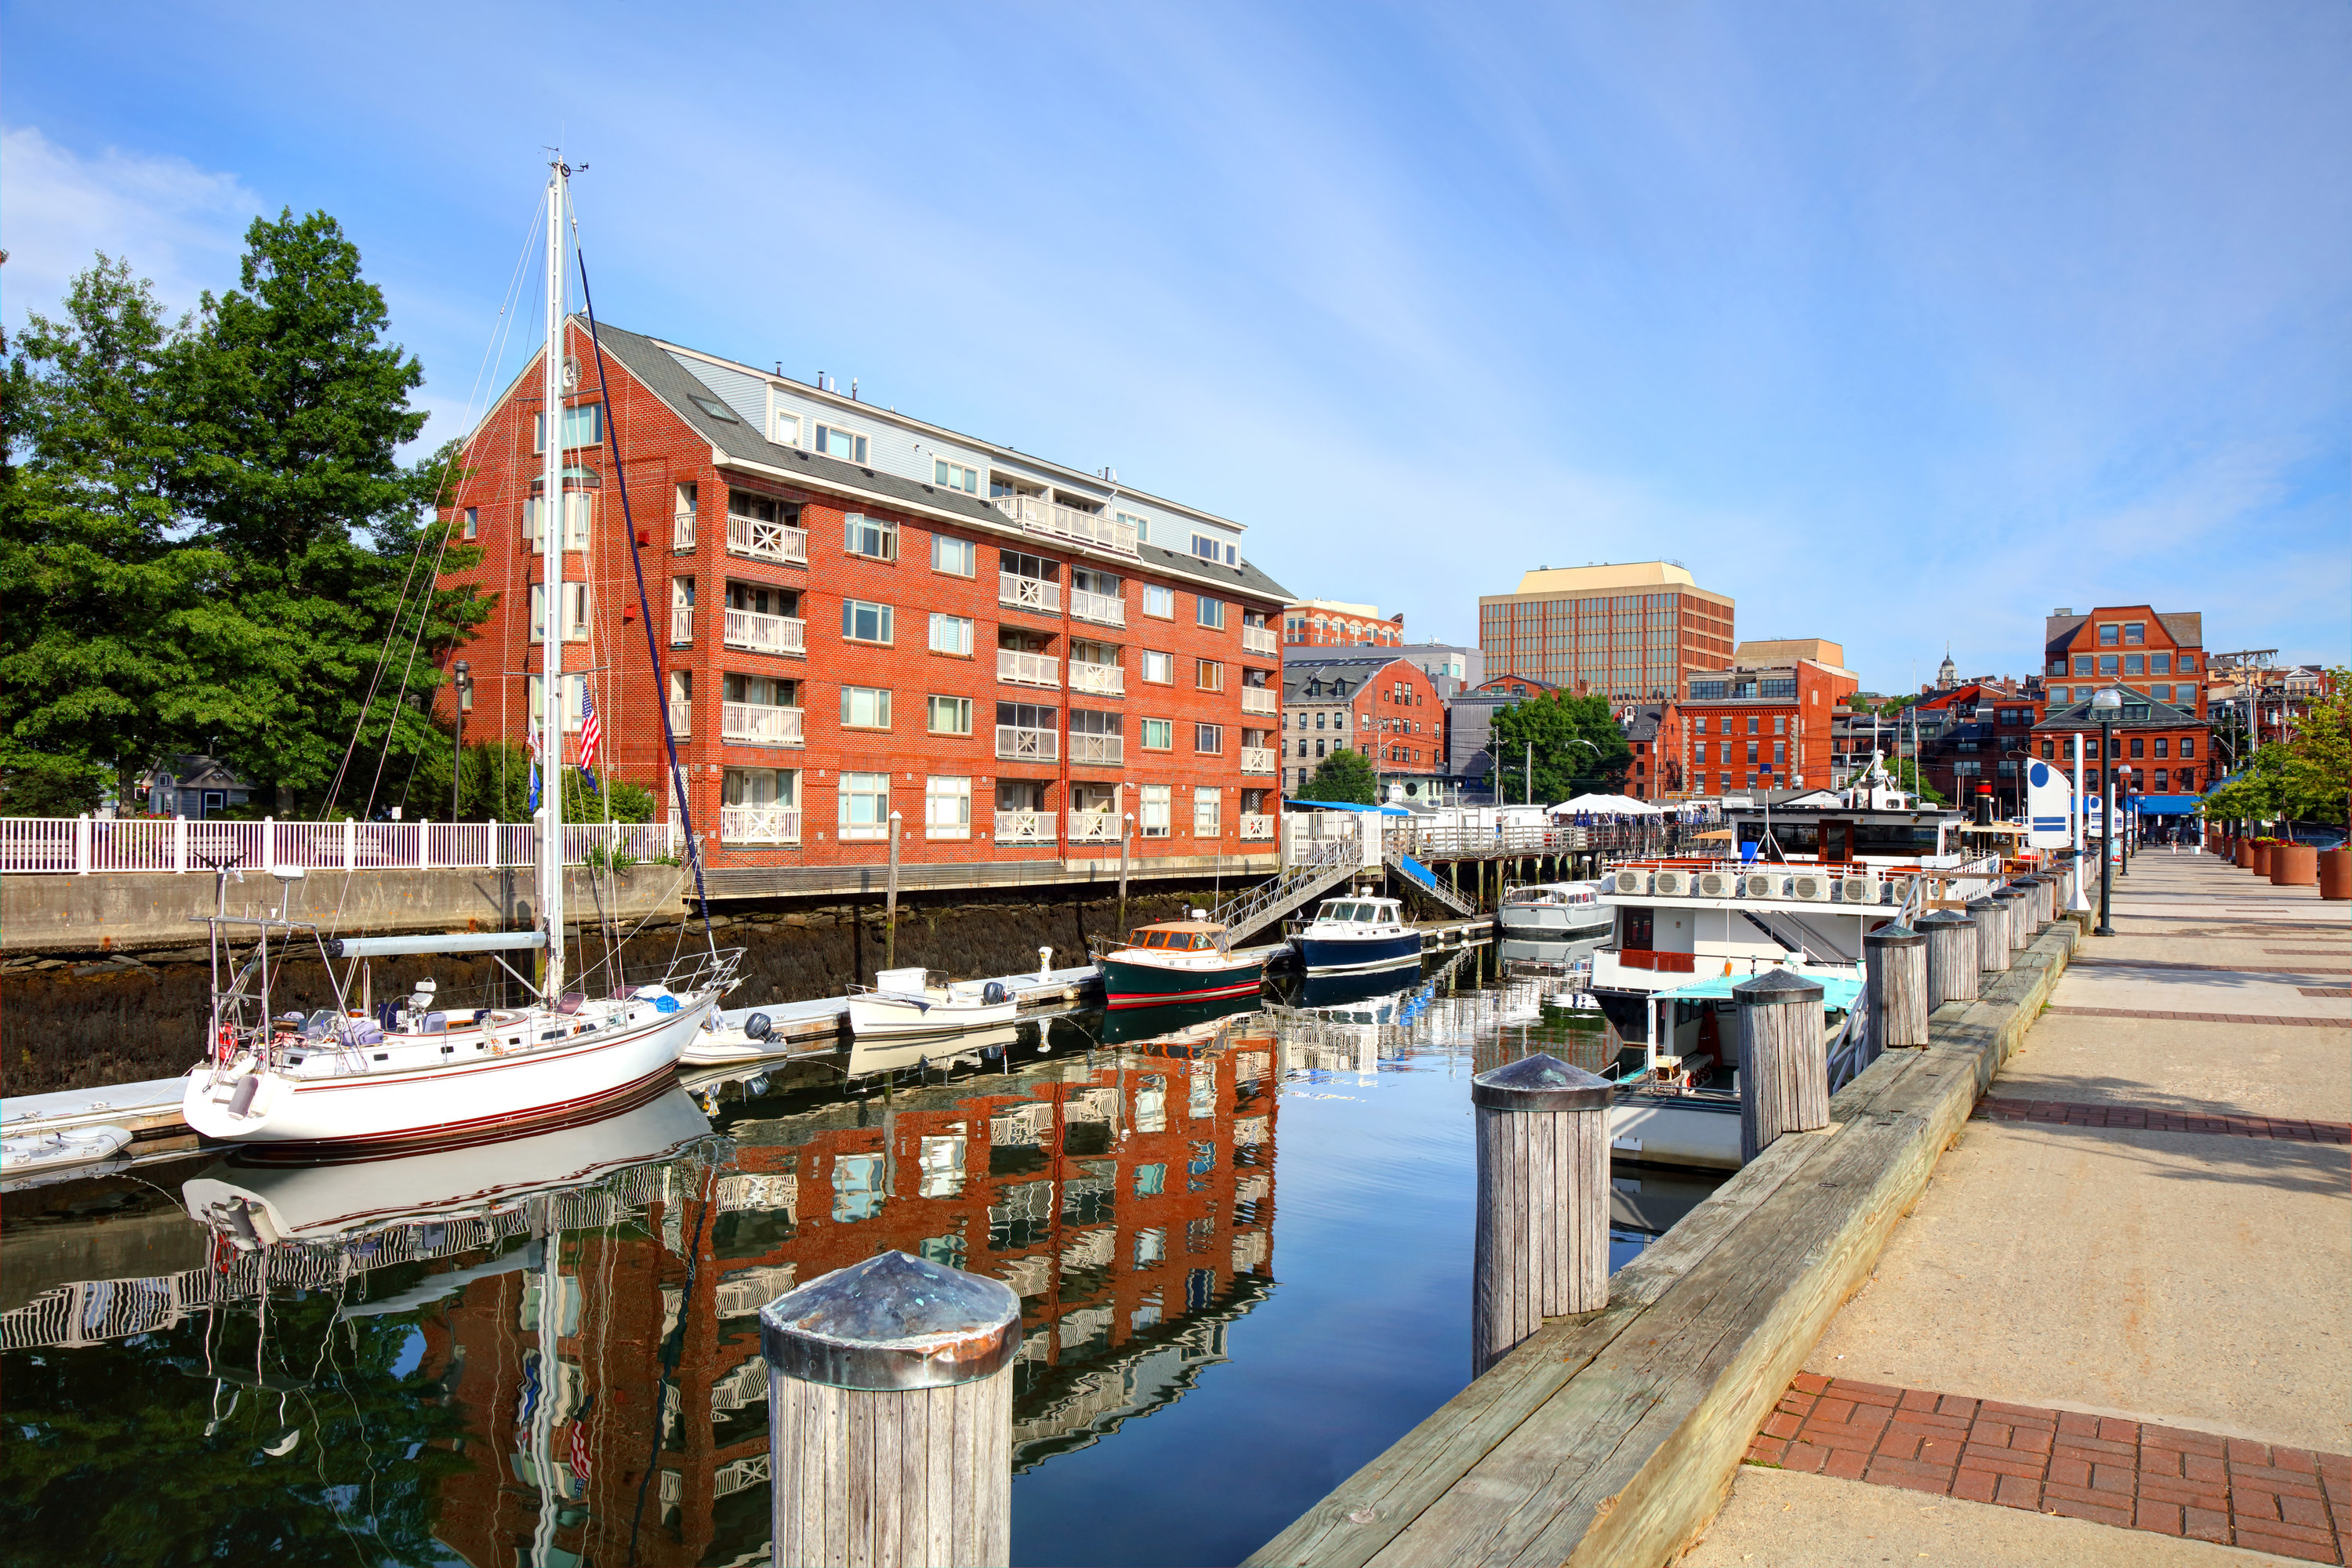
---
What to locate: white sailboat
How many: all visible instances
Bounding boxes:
[180,158,739,1157]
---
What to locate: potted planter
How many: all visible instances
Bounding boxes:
[2251,840,2274,877]
[2234,840,2254,869]
[2320,848,2351,902]
[2270,844,2318,887]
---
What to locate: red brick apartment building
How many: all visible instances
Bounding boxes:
[423,1037,1280,1566]
[2031,688,2213,803]
[1678,641,1859,796]
[1619,702,1686,800]
[438,321,1290,880]
[1280,655,1445,797]
[2042,606,2206,719]
[1281,598,1405,648]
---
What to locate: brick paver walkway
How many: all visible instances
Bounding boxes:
[1974,1097,2352,1143]
[2045,1004,2344,1028]
[2070,956,2352,975]
[1746,1374,2352,1563]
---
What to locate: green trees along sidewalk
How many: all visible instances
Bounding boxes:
[1489,689,1632,804]
[0,212,488,820]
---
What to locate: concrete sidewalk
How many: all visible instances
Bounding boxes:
[1686,847,2350,1566]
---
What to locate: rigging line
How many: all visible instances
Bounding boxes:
[325,192,547,829]
[574,242,716,948]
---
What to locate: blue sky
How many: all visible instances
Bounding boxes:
[5,2,2346,688]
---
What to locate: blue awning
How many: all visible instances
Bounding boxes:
[2134,795,2202,816]
[1653,970,1864,1012]
[1281,799,1412,816]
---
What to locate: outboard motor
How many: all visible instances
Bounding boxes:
[982,981,1009,1006]
[743,1012,773,1042]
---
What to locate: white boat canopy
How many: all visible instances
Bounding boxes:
[1551,793,1662,816]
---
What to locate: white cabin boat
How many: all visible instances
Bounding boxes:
[1495,880,1610,939]
[847,967,1018,1039]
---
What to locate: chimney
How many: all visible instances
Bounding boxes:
[2054,607,2073,616]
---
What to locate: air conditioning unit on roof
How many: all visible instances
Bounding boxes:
[1741,873,1782,899]
[1611,869,1651,895]
[1696,870,1735,898]
[1831,873,1876,904]
[1788,873,1830,902]
[1651,869,1691,897]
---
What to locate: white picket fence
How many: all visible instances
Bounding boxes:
[0,815,681,875]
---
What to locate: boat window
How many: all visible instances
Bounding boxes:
[1142,931,1169,949]
[1186,933,1212,950]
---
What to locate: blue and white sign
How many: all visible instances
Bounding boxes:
[2026,760,2074,849]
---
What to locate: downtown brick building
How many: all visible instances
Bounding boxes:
[2042,605,2207,720]
[1280,653,1446,800]
[1675,641,1859,797]
[437,319,1290,879]
[1478,561,1735,702]
[1279,598,1406,648]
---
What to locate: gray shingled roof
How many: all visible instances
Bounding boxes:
[585,319,1293,604]
[2031,685,2204,730]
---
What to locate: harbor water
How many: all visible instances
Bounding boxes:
[1,942,1721,1566]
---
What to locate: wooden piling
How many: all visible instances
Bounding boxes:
[1735,969,1828,1163]
[1862,924,1928,1056]
[1993,885,2031,953]
[762,1250,1020,1568]
[1470,1052,1612,1377]
[1966,896,2007,975]
[1917,909,1978,1007]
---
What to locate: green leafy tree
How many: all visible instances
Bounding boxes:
[1887,756,1946,805]
[0,260,285,815]
[2284,669,2350,826]
[1489,691,1631,803]
[168,210,488,816]
[2204,742,2294,832]
[1296,746,1376,805]
[453,739,655,824]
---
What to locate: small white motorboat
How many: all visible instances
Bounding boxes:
[1,1123,133,1184]
[681,1007,786,1065]
[847,967,1018,1039]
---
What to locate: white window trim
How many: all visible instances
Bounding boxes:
[1140,718,1174,752]
[928,612,974,656]
[842,599,895,646]
[927,695,975,736]
[924,776,972,840]
[844,514,898,562]
[838,772,891,841]
[931,534,977,578]
[934,458,981,495]
[1142,585,1176,620]
[1141,650,1175,685]
[815,422,871,465]
[840,686,893,731]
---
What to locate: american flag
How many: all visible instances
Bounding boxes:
[578,684,602,781]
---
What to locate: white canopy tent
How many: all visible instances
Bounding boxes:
[1549,793,1663,817]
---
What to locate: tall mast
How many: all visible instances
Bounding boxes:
[541,158,568,999]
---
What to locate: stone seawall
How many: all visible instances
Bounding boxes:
[2,882,1222,1095]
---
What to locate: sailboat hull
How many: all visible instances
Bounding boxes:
[182,996,714,1160]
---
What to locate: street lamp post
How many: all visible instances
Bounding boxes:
[2092,689,2120,935]
[452,659,472,821]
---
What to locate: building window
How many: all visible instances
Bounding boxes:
[2098,654,2118,676]
[814,423,869,463]
[1196,659,1224,692]
[2180,737,2195,758]
[2129,737,2144,758]
[1143,585,1175,619]
[773,410,801,447]
[924,776,971,839]
[927,695,973,735]
[928,612,973,656]
[1773,716,1786,735]
[1746,740,1759,764]
[1694,717,1708,734]
[533,402,603,452]
[840,686,892,730]
[2124,654,2144,676]
[1196,723,1225,754]
[934,459,979,495]
[1315,738,1327,758]
[842,599,894,644]
[2152,768,2169,791]
[1193,787,1221,836]
[2152,737,2169,757]
[1140,784,1171,837]
[2124,622,2145,644]
[2074,655,2093,676]
[2152,652,2172,673]
[2176,654,2195,673]
[2041,739,2054,759]
[844,513,896,561]
[1115,509,1149,543]
[931,534,976,577]
[1196,596,1227,630]
[461,507,477,540]
[839,772,891,840]
[1141,650,1175,684]
[2099,623,2119,646]
[673,483,696,549]
[1141,718,1174,751]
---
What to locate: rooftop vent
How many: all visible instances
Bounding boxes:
[2054,607,2073,616]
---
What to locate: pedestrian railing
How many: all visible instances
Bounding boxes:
[0,815,681,874]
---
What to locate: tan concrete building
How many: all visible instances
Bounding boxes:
[1476,561,1733,701]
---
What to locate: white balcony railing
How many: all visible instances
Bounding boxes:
[673,511,695,550]
[0,817,679,874]
[724,608,805,655]
[720,804,801,844]
[670,607,693,644]
[1068,733,1123,767]
[1239,813,1276,841]
[722,703,804,746]
[726,514,808,565]
[1240,687,1279,716]
[1068,661,1123,696]
[996,726,1059,763]
[999,572,1061,614]
[1242,626,1279,656]
[996,649,1060,688]
[1240,746,1276,775]
[991,494,1140,557]
[1070,588,1126,627]
[1067,811,1120,844]
[668,701,691,738]
[994,808,1051,844]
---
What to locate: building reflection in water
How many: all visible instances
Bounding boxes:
[0,946,1715,1568]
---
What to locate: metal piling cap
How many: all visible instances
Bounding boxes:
[1470,1051,1612,1112]
[1916,909,1976,931]
[760,1250,1022,1391]
[1864,922,1925,947]
[1733,968,1826,1006]
[1965,895,2001,913]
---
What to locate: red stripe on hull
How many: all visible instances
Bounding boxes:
[223,1063,685,1167]
[1106,979,1264,1010]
